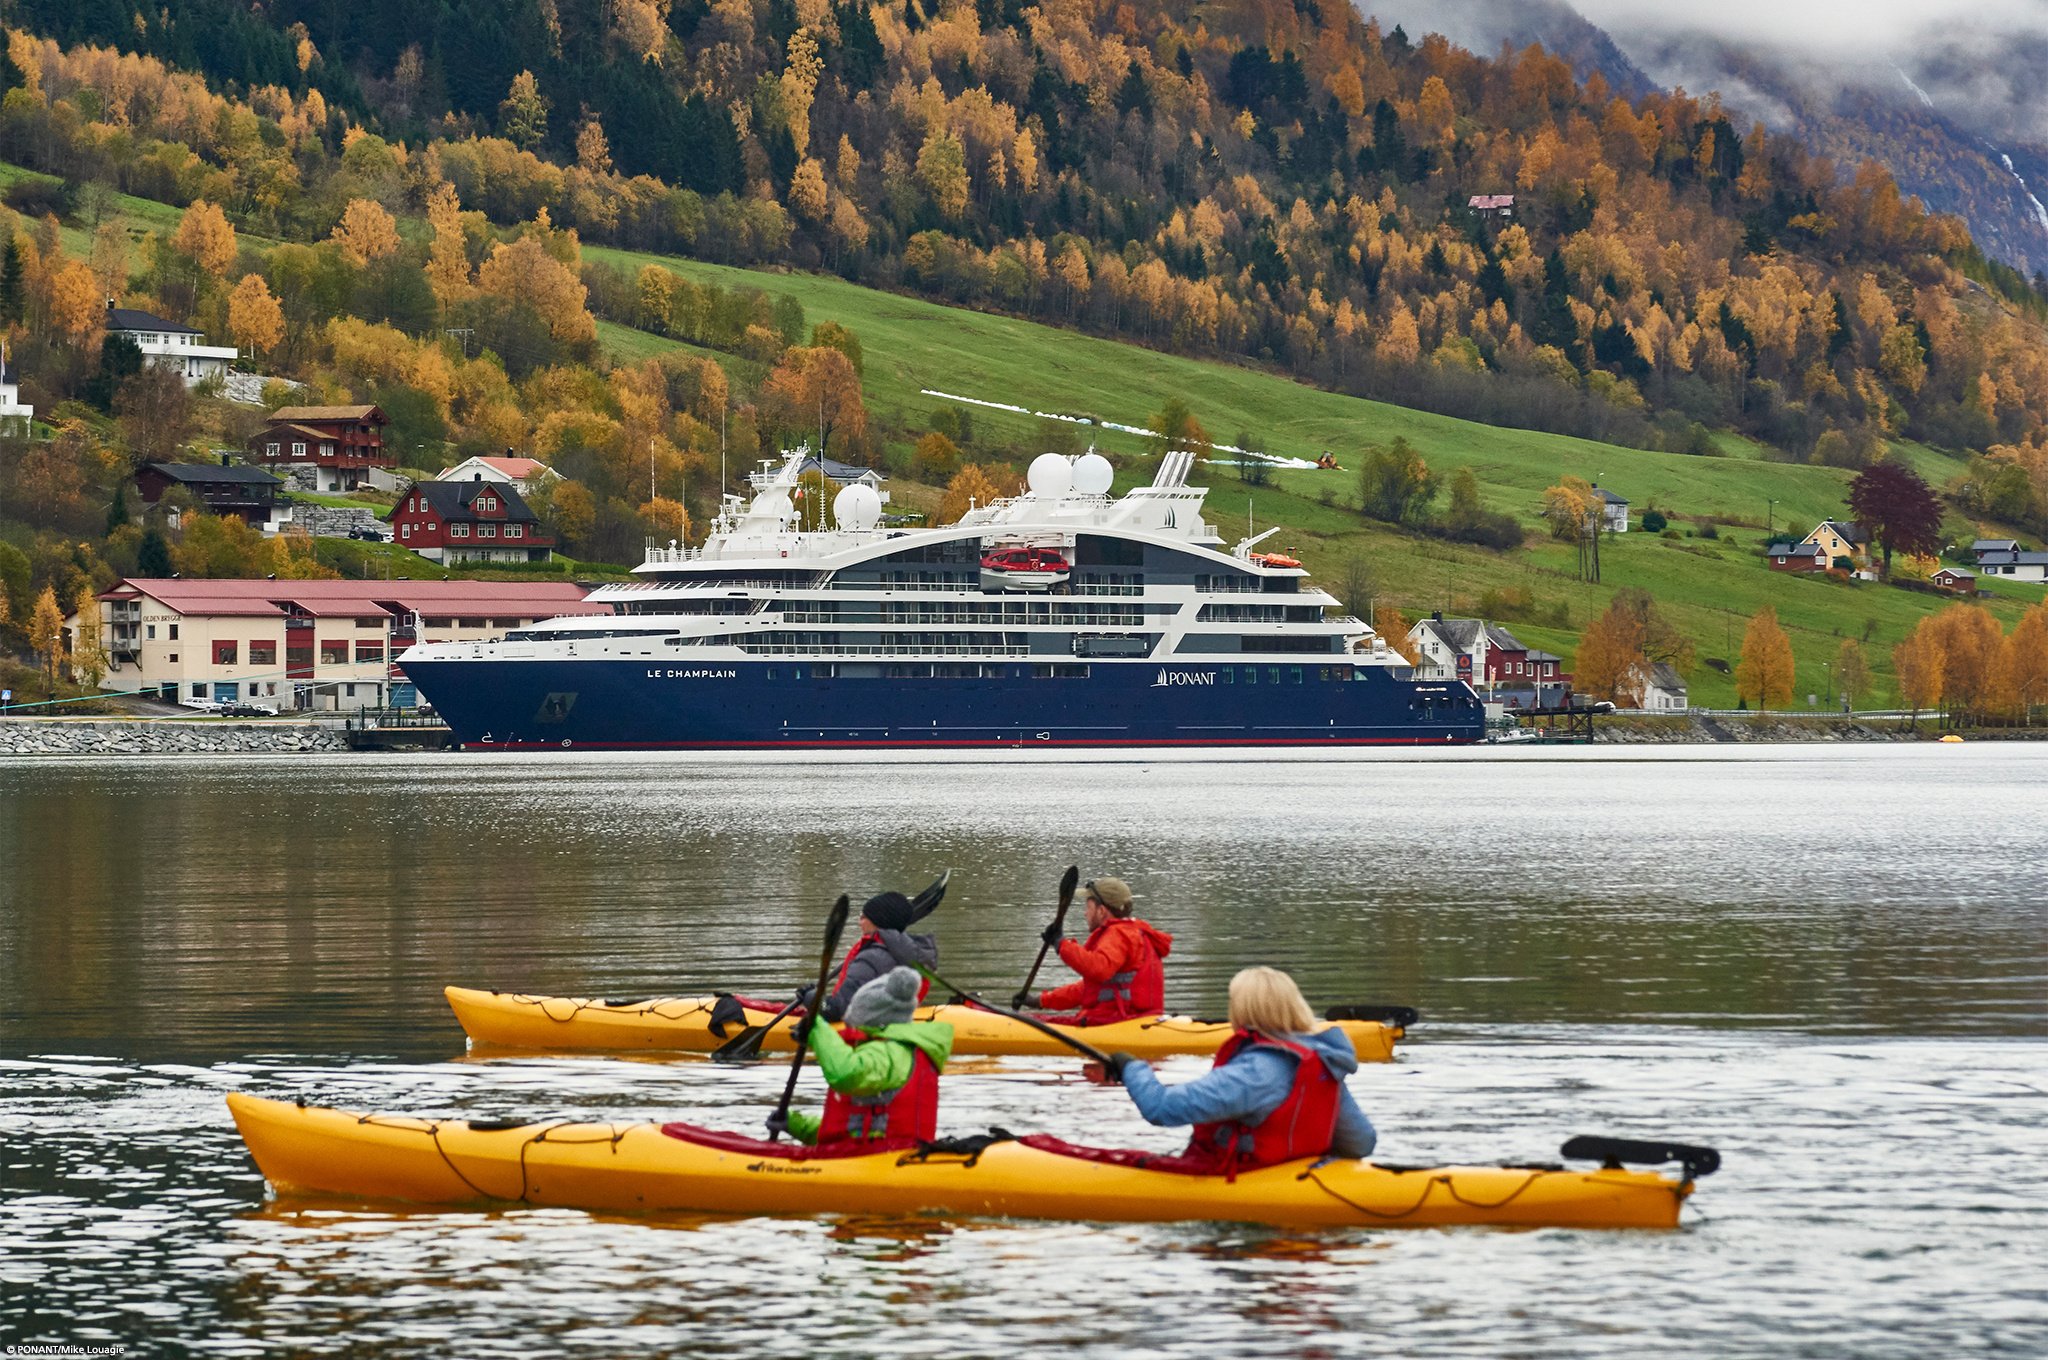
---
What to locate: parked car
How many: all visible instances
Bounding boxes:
[178,697,226,714]
[221,702,278,717]
[347,524,388,542]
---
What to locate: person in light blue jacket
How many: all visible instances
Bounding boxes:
[1106,967,1376,1170]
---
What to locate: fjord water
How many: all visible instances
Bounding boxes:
[3,746,2045,1356]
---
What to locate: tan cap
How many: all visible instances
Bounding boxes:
[1086,876,1135,914]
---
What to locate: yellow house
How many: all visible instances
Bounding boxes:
[1801,519,1870,572]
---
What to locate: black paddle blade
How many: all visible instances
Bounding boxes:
[1058,865,1080,908]
[705,994,748,1039]
[910,869,951,923]
[1324,1004,1420,1029]
[822,894,852,960]
[1562,1135,1721,1181]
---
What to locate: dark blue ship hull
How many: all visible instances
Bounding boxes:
[402,657,1485,749]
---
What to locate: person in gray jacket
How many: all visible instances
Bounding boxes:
[798,891,939,1022]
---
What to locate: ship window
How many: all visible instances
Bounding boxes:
[1243,667,1257,684]
[1268,668,1281,685]
[1074,535,1143,567]
[1290,668,1303,684]
[766,668,777,680]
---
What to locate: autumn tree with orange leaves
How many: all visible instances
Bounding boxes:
[1735,607,1796,712]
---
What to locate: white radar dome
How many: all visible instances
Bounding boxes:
[833,482,882,531]
[1027,452,1074,496]
[1071,451,1114,495]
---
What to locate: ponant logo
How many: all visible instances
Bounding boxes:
[1152,669,1217,687]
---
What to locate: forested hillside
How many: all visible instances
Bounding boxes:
[10,0,2048,486]
[6,3,2048,714]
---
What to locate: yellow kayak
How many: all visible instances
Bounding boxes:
[225,1093,1706,1230]
[443,986,1405,1062]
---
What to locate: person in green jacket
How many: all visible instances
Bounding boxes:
[781,966,955,1146]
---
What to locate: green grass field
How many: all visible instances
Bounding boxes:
[586,246,2034,707]
[0,162,275,270]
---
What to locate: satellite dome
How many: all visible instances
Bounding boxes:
[1071,451,1114,495]
[1027,452,1074,496]
[833,482,882,531]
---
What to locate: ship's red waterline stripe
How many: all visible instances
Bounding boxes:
[458,735,1478,750]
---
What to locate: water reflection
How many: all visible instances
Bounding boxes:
[6,747,2048,1060]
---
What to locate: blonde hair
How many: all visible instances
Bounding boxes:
[1227,967,1317,1037]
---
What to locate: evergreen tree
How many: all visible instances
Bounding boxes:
[1115,66,1151,118]
[85,335,145,411]
[138,526,174,577]
[834,1,883,88]
[106,486,130,536]
[0,238,21,324]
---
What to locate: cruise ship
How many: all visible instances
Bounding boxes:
[398,447,1484,749]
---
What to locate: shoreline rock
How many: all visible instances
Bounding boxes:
[1588,715,2041,743]
[0,719,350,757]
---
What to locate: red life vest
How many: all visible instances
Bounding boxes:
[831,935,934,1005]
[1074,918,1166,1024]
[1186,1031,1343,1176]
[814,1027,942,1146]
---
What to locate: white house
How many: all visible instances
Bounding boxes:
[1637,661,1688,712]
[104,303,238,387]
[1590,484,1628,533]
[0,345,32,432]
[1975,547,2048,583]
[433,453,561,495]
[797,453,887,489]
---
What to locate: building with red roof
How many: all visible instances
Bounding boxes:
[72,579,608,710]
[435,453,560,494]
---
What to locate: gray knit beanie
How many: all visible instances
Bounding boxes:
[844,966,920,1030]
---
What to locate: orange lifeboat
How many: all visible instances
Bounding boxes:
[1252,552,1302,569]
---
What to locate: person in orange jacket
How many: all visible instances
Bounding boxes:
[1016,876,1173,1025]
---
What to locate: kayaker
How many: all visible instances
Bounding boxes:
[776,967,955,1147]
[1104,966,1375,1173]
[798,890,939,1022]
[1022,876,1172,1025]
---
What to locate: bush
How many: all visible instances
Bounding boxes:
[1641,508,1668,533]
[3,176,76,220]
[1441,509,1524,550]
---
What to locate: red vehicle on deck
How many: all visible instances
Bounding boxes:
[980,547,1069,573]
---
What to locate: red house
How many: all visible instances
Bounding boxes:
[1765,541,1828,573]
[249,404,391,492]
[390,478,554,564]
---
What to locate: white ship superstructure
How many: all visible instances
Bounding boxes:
[400,447,1482,748]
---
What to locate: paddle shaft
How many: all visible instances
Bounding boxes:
[1015,866,1080,1007]
[721,872,947,1062]
[769,894,850,1139]
[875,937,1115,1067]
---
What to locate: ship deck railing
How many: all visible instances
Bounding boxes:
[603,578,1152,598]
[734,643,1032,658]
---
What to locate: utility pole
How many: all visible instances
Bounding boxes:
[1766,497,1778,539]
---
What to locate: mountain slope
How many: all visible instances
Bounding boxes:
[11,0,2048,474]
